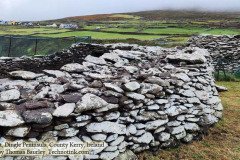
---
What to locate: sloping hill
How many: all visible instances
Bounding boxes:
[45,10,240,23]
[128,10,240,21]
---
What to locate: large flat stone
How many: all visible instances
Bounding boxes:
[76,93,108,113]
[86,121,126,134]
[0,89,20,102]
[0,110,24,127]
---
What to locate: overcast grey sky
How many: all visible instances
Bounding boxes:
[0,0,240,21]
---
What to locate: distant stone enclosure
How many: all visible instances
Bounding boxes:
[0,43,223,159]
[189,35,240,73]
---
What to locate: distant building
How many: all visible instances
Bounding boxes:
[21,22,33,26]
[46,23,58,28]
[95,27,101,31]
[59,23,78,29]
[0,20,7,25]
[8,21,18,25]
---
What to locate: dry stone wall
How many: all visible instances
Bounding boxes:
[189,35,240,73]
[0,44,112,78]
[0,43,223,160]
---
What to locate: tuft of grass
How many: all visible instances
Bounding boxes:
[139,81,240,160]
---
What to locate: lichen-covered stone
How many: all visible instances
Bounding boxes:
[0,89,20,102]
[86,121,126,134]
[0,110,24,127]
[53,103,75,117]
[76,93,108,112]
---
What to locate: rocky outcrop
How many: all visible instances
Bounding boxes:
[0,43,223,159]
[188,35,240,73]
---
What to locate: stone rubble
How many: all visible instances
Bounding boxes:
[0,43,223,160]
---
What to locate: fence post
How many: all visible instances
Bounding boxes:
[74,37,77,43]
[88,36,92,43]
[8,36,12,57]
[34,38,38,55]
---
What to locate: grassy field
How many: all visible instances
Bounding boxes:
[0,11,239,55]
[0,25,239,40]
[139,81,240,160]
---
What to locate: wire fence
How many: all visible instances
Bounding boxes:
[0,35,91,57]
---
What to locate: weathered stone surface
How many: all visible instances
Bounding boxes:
[133,132,154,144]
[126,93,145,100]
[115,150,138,160]
[165,106,182,117]
[106,134,118,142]
[23,101,54,109]
[180,89,195,97]
[147,104,159,110]
[145,77,170,87]
[90,80,103,88]
[54,124,69,130]
[100,151,120,160]
[76,93,108,113]
[216,85,228,92]
[184,123,200,131]
[23,109,53,124]
[110,136,125,146]
[9,70,42,80]
[91,134,107,141]
[33,86,49,100]
[201,114,218,125]
[87,73,113,79]
[123,66,139,74]
[58,128,79,137]
[76,115,92,122]
[62,93,82,103]
[53,103,75,117]
[104,146,118,152]
[167,52,207,64]
[173,73,191,82]
[195,90,209,101]
[104,111,120,120]
[101,52,122,62]
[209,96,221,105]
[85,55,107,65]
[124,82,140,91]
[43,70,68,78]
[86,121,126,134]
[101,96,119,104]
[95,104,119,112]
[50,84,65,94]
[104,83,124,93]
[145,119,169,130]
[156,99,168,105]
[127,124,137,135]
[61,63,87,72]
[158,132,171,142]
[140,83,163,95]
[0,89,20,102]
[169,126,185,135]
[6,126,30,137]
[0,110,24,127]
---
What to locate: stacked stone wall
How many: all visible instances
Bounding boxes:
[189,35,240,73]
[0,43,223,159]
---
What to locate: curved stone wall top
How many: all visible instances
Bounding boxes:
[0,43,223,160]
